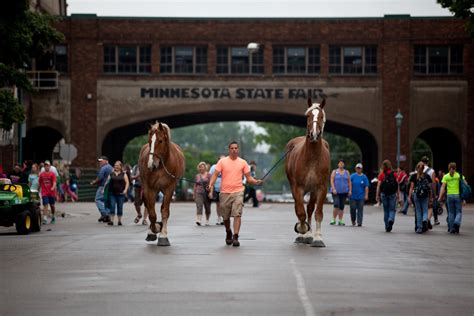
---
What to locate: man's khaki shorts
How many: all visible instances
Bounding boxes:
[219,191,244,220]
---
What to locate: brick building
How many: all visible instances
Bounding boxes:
[16,14,474,179]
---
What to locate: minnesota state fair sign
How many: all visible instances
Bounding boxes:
[140,87,326,100]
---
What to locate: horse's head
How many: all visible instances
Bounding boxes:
[305,97,326,142]
[147,122,170,169]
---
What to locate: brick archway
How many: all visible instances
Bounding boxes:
[23,126,63,163]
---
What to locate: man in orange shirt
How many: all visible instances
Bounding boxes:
[208,141,263,247]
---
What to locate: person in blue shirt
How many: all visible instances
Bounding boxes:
[349,163,369,226]
[330,159,352,226]
[90,156,113,223]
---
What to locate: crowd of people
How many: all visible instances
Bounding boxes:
[1,150,469,244]
[0,160,80,225]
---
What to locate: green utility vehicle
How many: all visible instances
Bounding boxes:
[0,183,41,234]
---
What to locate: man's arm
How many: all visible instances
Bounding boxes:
[244,172,263,186]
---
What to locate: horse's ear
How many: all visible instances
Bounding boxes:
[307,98,312,108]
[319,99,326,109]
[158,122,163,131]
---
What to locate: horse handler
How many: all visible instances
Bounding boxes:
[208,141,263,247]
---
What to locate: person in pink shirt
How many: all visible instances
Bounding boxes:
[208,141,263,247]
[39,160,57,224]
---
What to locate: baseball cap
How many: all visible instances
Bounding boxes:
[44,160,51,165]
[97,155,109,162]
[355,163,363,169]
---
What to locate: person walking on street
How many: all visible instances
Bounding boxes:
[349,163,369,226]
[244,161,259,207]
[90,156,113,223]
[131,164,148,225]
[208,141,263,247]
[209,155,225,225]
[28,163,40,194]
[438,162,467,234]
[39,161,57,224]
[330,159,351,226]
[194,161,212,226]
[420,156,436,229]
[397,166,409,215]
[376,160,399,232]
[107,161,129,226]
[408,162,433,233]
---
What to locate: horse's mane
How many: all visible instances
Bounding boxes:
[305,103,326,122]
[150,122,171,140]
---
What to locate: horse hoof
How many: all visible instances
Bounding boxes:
[304,237,314,244]
[158,237,170,247]
[310,240,326,248]
[294,236,305,244]
[146,234,157,242]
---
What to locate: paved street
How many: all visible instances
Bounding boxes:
[1,201,473,316]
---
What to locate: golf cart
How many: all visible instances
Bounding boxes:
[0,179,41,234]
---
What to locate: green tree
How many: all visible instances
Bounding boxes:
[437,0,474,38]
[0,0,64,130]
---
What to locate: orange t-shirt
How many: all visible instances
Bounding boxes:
[215,156,250,193]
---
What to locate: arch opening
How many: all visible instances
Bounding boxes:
[23,126,63,163]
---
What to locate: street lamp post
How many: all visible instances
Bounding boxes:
[395,110,404,170]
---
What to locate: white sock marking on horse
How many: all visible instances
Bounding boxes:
[148,133,156,169]
[313,221,322,241]
[290,259,317,316]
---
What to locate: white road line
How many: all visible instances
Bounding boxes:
[290,259,317,316]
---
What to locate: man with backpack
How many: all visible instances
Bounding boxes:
[420,156,438,227]
[376,160,399,232]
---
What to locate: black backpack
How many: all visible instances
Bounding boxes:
[381,171,398,195]
[414,174,431,198]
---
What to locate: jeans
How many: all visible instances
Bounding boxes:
[109,194,126,216]
[446,194,462,231]
[414,195,429,231]
[95,186,109,216]
[381,193,397,229]
[333,193,348,211]
[349,199,364,225]
[401,190,409,214]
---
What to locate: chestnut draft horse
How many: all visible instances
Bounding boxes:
[138,122,185,246]
[285,98,330,247]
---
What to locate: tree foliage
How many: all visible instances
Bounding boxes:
[437,0,474,38]
[0,0,64,130]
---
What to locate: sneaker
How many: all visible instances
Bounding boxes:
[98,216,104,223]
[434,220,440,226]
[118,221,122,226]
[338,220,345,226]
[232,234,240,247]
[225,230,233,245]
[357,223,362,227]
[103,216,111,223]
[50,217,56,224]
[351,221,356,226]
[427,220,433,230]
[387,220,394,232]
[453,223,460,234]
[416,228,423,234]
[107,221,114,226]
[196,221,201,226]
[42,218,48,225]
[422,221,428,232]
[330,219,336,225]
[205,220,210,226]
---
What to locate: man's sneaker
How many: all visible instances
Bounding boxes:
[387,220,394,232]
[103,216,111,223]
[225,230,233,245]
[422,220,428,232]
[338,220,345,226]
[98,216,104,223]
[453,223,460,234]
[434,220,440,225]
[416,228,423,234]
[50,217,56,224]
[42,217,48,225]
[427,220,433,230]
[351,221,356,226]
[330,219,336,225]
[232,234,240,247]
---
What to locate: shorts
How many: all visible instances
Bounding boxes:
[333,193,348,211]
[42,196,56,206]
[219,191,244,220]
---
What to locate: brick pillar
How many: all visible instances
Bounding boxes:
[69,20,99,168]
[464,42,474,183]
[381,17,411,170]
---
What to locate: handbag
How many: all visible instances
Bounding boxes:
[459,173,472,200]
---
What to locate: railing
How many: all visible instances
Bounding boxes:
[26,71,59,90]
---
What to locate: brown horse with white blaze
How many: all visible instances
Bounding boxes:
[285,98,330,247]
[138,122,185,246]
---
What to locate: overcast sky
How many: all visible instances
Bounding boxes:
[67,0,452,18]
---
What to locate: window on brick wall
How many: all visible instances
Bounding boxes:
[54,45,68,73]
[216,46,263,75]
[329,46,377,75]
[272,46,320,75]
[103,45,151,74]
[414,45,463,75]
[160,46,208,74]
